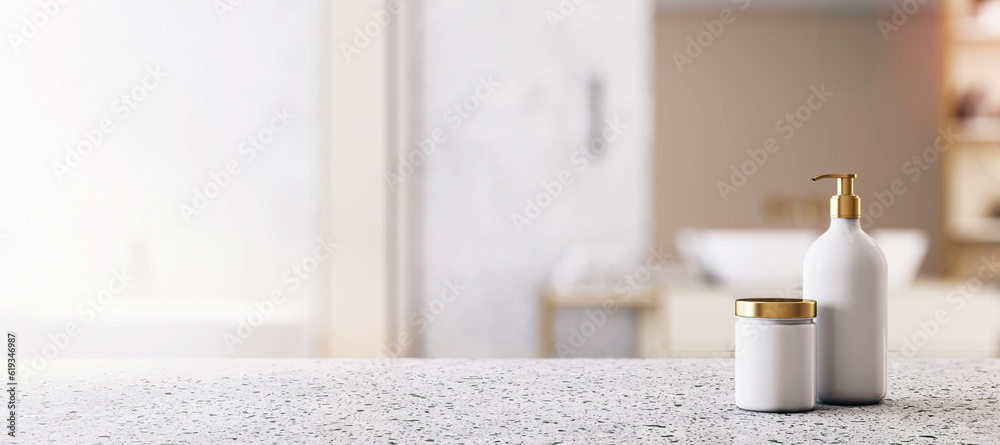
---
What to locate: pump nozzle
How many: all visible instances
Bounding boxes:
[812,173,860,218]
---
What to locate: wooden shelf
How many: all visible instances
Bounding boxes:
[949,218,1000,243]
[957,118,1000,143]
[954,17,1000,43]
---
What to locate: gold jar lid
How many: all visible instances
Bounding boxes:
[735,298,816,319]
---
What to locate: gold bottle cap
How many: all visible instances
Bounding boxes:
[735,298,816,319]
[812,173,860,219]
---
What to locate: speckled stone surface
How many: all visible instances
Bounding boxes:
[15,359,1000,444]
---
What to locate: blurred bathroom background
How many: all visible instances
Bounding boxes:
[2,0,1000,367]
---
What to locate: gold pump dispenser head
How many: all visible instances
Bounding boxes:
[812,173,860,218]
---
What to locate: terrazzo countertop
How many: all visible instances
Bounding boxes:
[15,359,1000,444]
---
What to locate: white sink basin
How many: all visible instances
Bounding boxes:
[677,229,817,289]
[871,229,929,292]
[677,228,928,291]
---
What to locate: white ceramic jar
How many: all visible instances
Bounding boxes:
[734,298,817,413]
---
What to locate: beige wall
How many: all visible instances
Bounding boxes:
[653,13,944,273]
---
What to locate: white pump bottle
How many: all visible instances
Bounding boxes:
[803,173,887,405]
